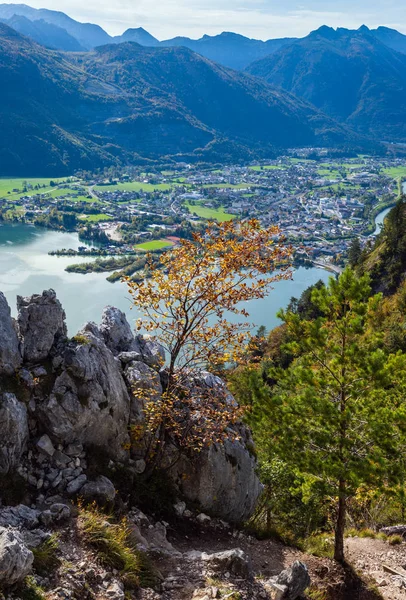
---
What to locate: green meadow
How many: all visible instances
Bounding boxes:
[185,202,235,221]
[136,240,174,251]
[78,213,113,222]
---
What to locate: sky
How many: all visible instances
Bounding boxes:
[25,0,406,39]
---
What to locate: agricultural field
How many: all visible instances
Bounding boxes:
[0,177,71,199]
[185,202,235,221]
[135,240,174,251]
[383,166,406,179]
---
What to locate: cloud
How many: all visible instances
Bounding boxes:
[25,0,406,39]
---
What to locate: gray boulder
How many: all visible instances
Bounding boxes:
[100,306,136,354]
[81,476,116,505]
[36,328,130,458]
[167,372,261,523]
[169,433,261,523]
[0,528,33,586]
[0,393,29,475]
[0,292,21,375]
[272,561,310,599]
[0,505,40,529]
[124,361,163,421]
[17,289,67,362]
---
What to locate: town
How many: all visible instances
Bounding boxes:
[0,150,404,279]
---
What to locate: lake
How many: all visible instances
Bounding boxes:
[0,223,333,336]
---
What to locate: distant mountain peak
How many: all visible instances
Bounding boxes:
[358,24,370,33]
[310,25,337,39]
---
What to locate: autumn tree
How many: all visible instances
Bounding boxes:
[247,269,406,562]
[126,219,292,464]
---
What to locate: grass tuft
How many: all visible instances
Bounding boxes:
[303,533,334,558]
[388,534,403,545]
[358,528,377,539]
[16,577,46,600]
[32,534,61,575]
[79,503,159,589]
[307,588,328,600]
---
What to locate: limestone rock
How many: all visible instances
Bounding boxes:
[118,351,143,364]
[273,561,310,599]
[49,503,71,521]
[100,306,136,354]
[0,505,40,529]
[0,393,29,475]
[36,327,130,458]
[124,361,163,421]
[0,527,34,586]
[36,434,55,457]
[187,548,252,578]
[136,335,165,370]
[128,511,180,556]
[167,373,261,522]
[0,292,21,375]
[81,476,116,505]
[17,289,67,362]
[66,474,87,495]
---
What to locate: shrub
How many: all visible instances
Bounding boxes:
[79,504,158,589]
[71,334,89,345]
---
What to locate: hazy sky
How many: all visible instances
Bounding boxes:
[26,0,406,39]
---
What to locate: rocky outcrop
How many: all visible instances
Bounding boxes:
[100,306,137,354]
[0,393,28,475]
[0,527,33,586]
[17,289,67,362]
[0,292,21,375]
[36,325,130,459]
[0,289,261,525]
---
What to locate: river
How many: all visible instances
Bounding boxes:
[0,223,335,335]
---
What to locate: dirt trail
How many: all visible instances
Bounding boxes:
[346,537,406,600]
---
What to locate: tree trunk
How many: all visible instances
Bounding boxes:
[334,480,346,563]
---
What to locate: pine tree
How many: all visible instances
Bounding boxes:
[347,237,361,268]
[250,269,406,562]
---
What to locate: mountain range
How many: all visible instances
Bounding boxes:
[0,21,368,175]
[246,26,406,141]
[1,3,406,175]
[1,4,406,70]
[0,4,298,68]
